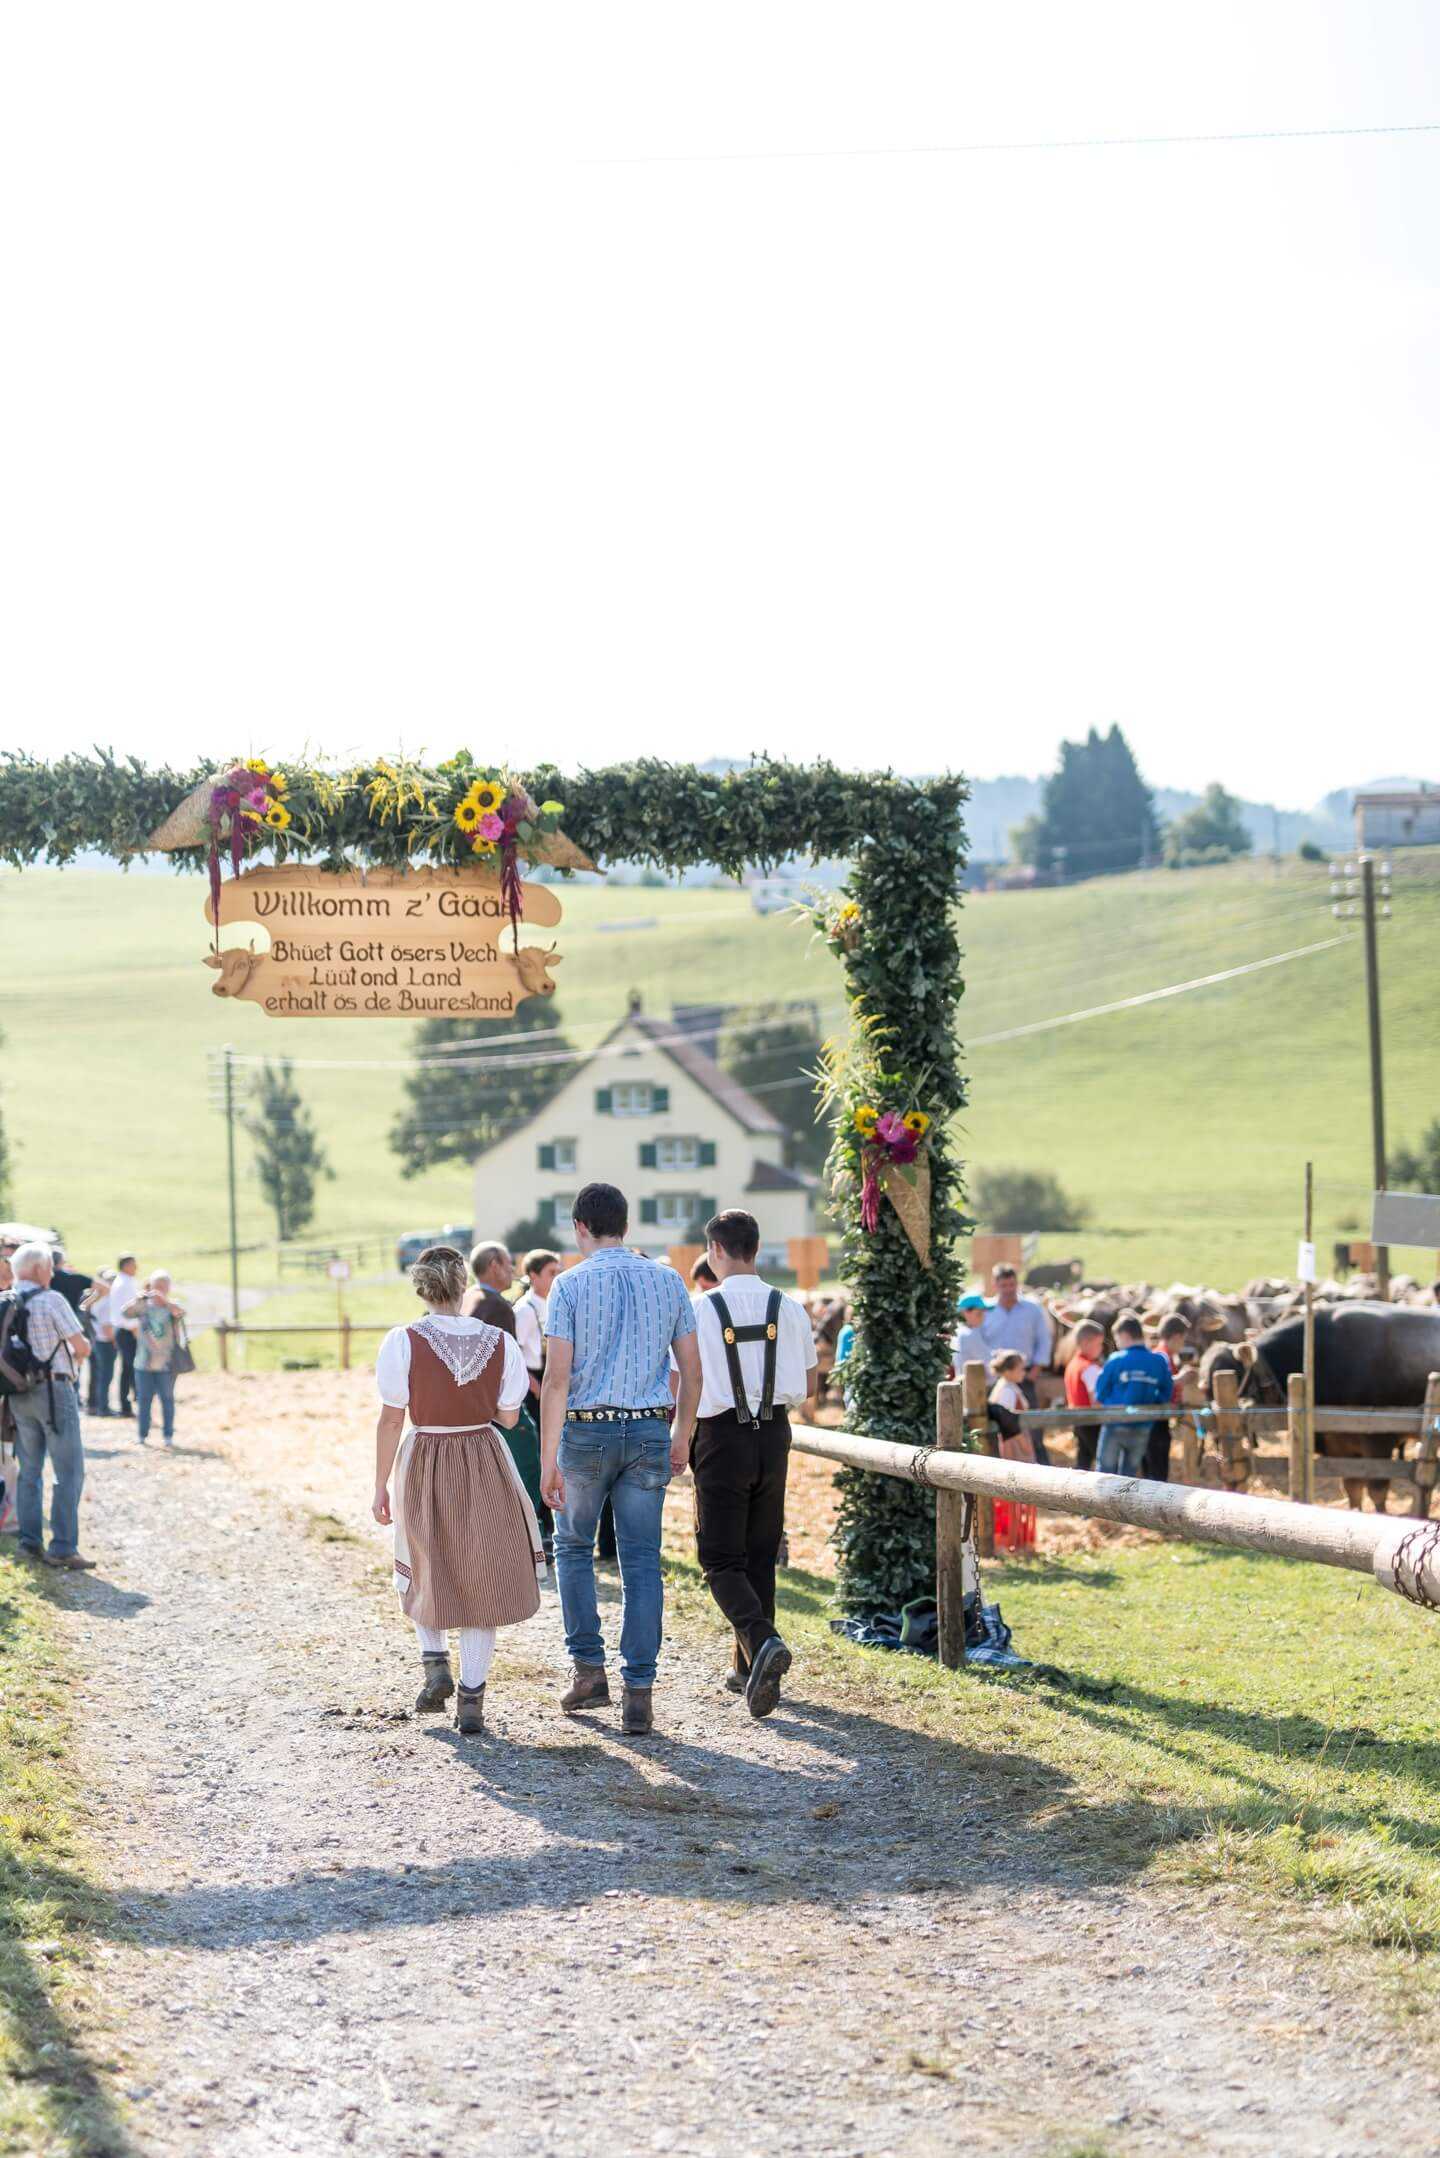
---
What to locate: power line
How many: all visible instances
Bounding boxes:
[586,119,1440,170]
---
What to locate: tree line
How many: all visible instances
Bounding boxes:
[1011,723,1253,877]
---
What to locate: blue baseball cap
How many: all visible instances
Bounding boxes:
[955,1292,990,1311]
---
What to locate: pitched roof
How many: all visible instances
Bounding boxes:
[744,1159,815,1194]
[625,1014,784,1136]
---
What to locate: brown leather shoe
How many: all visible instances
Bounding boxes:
[560,1662,610,1714]
[454,1684,486,1736]
[44,1553,97,1571]
[415,1654,455,1713]
[621,1686,653,1736]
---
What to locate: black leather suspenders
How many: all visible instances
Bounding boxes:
[708,1288,783,1426]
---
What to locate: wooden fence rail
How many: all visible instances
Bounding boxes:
[214,1319,392,1372]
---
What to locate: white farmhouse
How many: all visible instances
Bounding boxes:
[472,998,817,1265]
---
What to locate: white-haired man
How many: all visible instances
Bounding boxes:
[0,1244,95,1568]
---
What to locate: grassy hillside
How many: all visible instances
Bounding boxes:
[2,854,1437,1303]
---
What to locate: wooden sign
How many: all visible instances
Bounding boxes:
[204,864,563,1019]
[787,1235,830,1290]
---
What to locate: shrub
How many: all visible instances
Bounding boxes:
[971,1166,1089,1232]
[1298,839,1326,863]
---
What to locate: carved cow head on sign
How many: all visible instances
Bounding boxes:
[513,943,562,998]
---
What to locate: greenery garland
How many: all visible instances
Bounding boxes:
[0,749,967,1611]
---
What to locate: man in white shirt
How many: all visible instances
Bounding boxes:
[690,1209,816,1720]
[513,1248,561,1561]
[106,1256,141,1419]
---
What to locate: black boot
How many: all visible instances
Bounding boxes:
[455,1684,486,1736]
[415,1653,455,1713]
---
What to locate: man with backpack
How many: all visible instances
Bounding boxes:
[0,1243,95,1569]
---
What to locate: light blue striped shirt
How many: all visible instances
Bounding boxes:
[545,1247,696,1412]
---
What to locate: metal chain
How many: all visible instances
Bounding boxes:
[1385,1521,1440,1610]
[910,1446,937,1488]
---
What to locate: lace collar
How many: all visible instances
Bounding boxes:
[413,1314,501,1387]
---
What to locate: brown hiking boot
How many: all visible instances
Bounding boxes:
[560,1662,610,1714]
[454,1684,486,1736]
[621,1686,654,1736]
[415,1654,455,1713]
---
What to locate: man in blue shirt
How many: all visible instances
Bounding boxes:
[979,1266,1054,1461]
[1093,1314,1174,1476]
[541,1183,701,1736]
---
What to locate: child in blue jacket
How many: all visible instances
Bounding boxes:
[1093,1314,1174,1475]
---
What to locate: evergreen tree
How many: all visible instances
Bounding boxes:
[718,1003,827,1174]
[1017,725,1159,877]
[244,1061,334,1242]
[1391,1118,1440,1196]
[1162,782,1253,866]
[390,1001,574,1177]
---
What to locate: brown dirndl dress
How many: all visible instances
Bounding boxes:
[391,1320,544,1631]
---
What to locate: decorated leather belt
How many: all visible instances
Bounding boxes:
[569,1405,676,1425]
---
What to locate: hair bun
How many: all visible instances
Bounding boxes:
[411,1245,469,1307]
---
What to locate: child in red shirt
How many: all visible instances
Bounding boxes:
[1064,1319,1105,1471]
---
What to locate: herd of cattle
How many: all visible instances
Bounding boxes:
[809,1273,1440,1511]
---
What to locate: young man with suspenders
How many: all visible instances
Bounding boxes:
[691,1210,816,1719]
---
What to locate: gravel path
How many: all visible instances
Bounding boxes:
[45,1419,1440,2157]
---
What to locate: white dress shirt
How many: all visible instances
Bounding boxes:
[107,1273,141,1333]
[694,1275,817,1422]
[513,1289,547,1374]
[375,1314,529,1425]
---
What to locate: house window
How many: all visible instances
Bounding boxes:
[638,1136,718,1172]
[653,1192,704,1230]
[538,1139,577,1174]
[541,1194,578,1229]
[596,1081,670,1116]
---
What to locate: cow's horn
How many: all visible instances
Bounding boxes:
[1236,1341,1257,1369]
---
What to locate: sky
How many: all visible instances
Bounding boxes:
[2,3,1438,809]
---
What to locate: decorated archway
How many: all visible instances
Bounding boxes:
[0,750,967,1610]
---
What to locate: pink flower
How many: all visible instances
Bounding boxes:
[874,1110,918,1165]
[478,811,504,842]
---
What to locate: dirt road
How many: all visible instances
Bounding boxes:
[38,1403,1440,2156]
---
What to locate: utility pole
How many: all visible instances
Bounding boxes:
[1331,853,1393,1298]
[224,1045,241,1324]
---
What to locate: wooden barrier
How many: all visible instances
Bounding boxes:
[934,1383,968,1667]
[961,1357,996,1559]
[787,1415,1440,1668]
[214,1320,390,1372]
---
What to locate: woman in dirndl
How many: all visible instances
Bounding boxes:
[373,1245,545,1734]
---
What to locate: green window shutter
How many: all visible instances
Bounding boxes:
[538,1143,556,1172]
[595,1087,613,1114]
[639,1142,658,1169]
[538,1198,556,1228]
[698,1140,717,1168]
[701,1197,719,1224]
[652,1085,670,1113]
[640,1197,659,1226]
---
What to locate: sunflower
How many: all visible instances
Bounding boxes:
[471,835,498,860]
[244,757,270,775]
[853,1104,879,1137]
[469,779,505,817]
[268,771,288,796]
[902,1110,930,1138]
[453,797,483,834]
[263,802,292,831]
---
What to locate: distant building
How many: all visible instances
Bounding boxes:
[472,997,818,1265]
[1353,787,1440,852]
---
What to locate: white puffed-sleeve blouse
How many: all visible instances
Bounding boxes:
[375,1313,529,1426]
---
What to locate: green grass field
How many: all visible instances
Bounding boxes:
[2,853,1438,1307]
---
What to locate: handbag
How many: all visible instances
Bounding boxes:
[170,1317,197,1378]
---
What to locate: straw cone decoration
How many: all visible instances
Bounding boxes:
[878,1155,932,1269]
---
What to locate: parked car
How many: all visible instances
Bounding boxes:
[395,1225,473,1274]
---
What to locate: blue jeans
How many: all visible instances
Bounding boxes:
[1096,1424,1149,1476]
[135,1367,176,1442]
[89,1337,116,1413]
[554,1417,672,1689]
[11,1381,86,1558]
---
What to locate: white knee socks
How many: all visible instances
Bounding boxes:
[413,1624,497,1688]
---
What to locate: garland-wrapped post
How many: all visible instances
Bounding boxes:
[825,800,968,1615]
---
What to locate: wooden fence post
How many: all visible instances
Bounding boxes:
[217,1320,229,1374]
[1212,1368,1251,1493]
[935,1385,968,1670]
[1411,1371,1440,1520]
[1287,1372,1307,1501]
[962,1359,995,1559]
[340,1316,352,1372]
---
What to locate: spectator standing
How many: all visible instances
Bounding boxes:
[689,1254,718,1296]
[1064,1318,1106,1471]
[511,1248,561,1561]
[82,1271,116,1415]
[1093,1313,1174,1476]
[106,1257,141,1418]
[979,1266,1053,1459]
[1143,1314,1190,1483]
[126,1272,187,1446]
[1,1243,95,1568]
[689,1210,816,1718]
[462,1241,517,1334]
[540,1184,701,1736]
[950,1291,989,1373]
[987,1350,1038,1549]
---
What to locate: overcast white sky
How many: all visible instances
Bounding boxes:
[3,3,1437,807]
